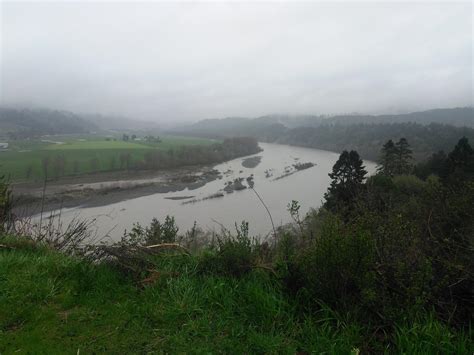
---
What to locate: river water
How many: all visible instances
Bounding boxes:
[50,143,376,241]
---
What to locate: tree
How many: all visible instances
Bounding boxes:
[445,137,474,180]
[324,150,367,211]
[89,158,99,172]
[414,150,447,180]
[377,139,397,176]
[41,157,50,180]
[72,160,80,174]
[394,138,413,175]
[145,216,179,245]
[53,155,66,179]
[25,165,33,179]
[109,156,117,170]
[119,152,132,170]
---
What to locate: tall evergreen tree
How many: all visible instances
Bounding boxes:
[325,150,367,211]
[445,137,474,180]
[395,138,412,175]
[377,139,397,176]
[413,150,447,179]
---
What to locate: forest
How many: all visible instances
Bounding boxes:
[174,108,474,161]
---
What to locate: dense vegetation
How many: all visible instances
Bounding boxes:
[0,136,472,352]
[0,136,260,182]
[174,108,474,161]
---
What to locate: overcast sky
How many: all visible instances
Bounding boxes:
[1,1,472,122]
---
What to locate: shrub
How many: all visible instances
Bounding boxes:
[392,174,426,195]
[198,221,257,277]
[286,214,376,311]
[120,216,179,246]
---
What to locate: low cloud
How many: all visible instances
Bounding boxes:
[1,2,472,121]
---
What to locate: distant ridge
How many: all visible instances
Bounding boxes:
[0,107,99,139]
[181,107,473,133]
[326,107,474,127]
[0,107,161,139]
[171,107,474,161]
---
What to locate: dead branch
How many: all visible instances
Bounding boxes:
[146,243,190,254]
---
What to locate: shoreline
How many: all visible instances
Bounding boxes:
[12,164,223,216]
[11,142,374,217]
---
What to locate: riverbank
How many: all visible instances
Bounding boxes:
[12,165,223,216]
[11,142,375,239]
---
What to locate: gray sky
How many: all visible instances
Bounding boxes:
[1,1,472,122]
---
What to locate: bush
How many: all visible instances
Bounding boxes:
[392,174,426,195]
[286,214,376,311]
[198,222,258,277]
[121,216,179,247]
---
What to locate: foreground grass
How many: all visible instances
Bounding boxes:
[0,240,471,354]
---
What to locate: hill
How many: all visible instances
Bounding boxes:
[173,108,474,160]
[0,108,98,139]
[81,113,161,132]
[327,107,474,127]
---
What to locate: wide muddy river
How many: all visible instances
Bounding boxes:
[48,143,376,241]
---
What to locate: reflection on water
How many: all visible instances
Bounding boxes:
[52,143,376,240]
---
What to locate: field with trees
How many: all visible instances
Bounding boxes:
[0,135,223,182]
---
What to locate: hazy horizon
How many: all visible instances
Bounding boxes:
[1,1,472,122]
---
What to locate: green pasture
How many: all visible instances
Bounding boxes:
[0,135,216,182]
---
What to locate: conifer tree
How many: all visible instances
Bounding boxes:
[325,150,367,211]
[377,139,397,176]
[394,138,412,175]
[445,136,474,180]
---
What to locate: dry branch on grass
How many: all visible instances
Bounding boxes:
[96,243,190,274]
[146,243,190,254]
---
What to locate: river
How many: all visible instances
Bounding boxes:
[46,143,376,241]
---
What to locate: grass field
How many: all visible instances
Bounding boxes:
[0,135,216,182]
[0,238,471,354]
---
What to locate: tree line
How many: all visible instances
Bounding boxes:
[176,117,474,162]
[34,137,261,180]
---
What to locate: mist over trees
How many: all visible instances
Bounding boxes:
[0,108,97,138]
[174,108,474,161]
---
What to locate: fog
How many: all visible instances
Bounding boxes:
[1,1,472,122]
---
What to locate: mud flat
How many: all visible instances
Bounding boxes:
[13,166,221,216]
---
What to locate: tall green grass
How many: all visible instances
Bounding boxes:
[0,240,471,354]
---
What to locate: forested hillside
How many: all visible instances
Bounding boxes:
[327,107,473,127]
[173,108,474,161]
[0,108,98,139]
[274,123,474,161]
